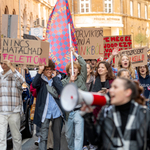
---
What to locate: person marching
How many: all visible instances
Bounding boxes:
[32,59,65,150]
[83,78,150,150]
[61,47,87,150]
[0,60,25,150]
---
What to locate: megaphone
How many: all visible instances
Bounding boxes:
[60,83,110,112]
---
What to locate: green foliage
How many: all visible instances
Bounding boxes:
[135,33,148,46]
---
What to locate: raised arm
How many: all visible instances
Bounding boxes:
[107,46,119,64]
[32,64,44,89]
[71,47,87,82]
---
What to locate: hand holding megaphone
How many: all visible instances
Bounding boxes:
[60,83,110,112]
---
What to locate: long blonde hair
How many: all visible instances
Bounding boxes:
[118,54,135,79]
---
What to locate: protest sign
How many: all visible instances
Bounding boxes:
[104,35,132,63]
[75,28,104,59]
[1,38,49,67]
[114,47,148,68]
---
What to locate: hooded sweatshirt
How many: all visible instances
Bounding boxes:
[139,74,150,99]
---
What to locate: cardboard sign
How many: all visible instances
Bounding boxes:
[104,35,132,63]
[75,28,104,59]
[1,38,50,67]
[115,47,148,68]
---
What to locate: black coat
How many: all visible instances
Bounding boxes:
[32,73,64,127]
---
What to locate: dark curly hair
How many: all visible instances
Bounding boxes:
[95,61,115,80]
[44,59,55,71]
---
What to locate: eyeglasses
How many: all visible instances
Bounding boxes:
[45,69,52,71]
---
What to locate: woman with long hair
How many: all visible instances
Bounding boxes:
[107,47,139,80]
[91,61,115,120]
[92,61,115,93]
[86,63,95,91]
[137,65,150,99]
[82,78,149,150]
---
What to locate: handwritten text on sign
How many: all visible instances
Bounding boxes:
[115,47,148,67]
[75,28,103,59]
[104,35,132,63]
[1,38,49,66]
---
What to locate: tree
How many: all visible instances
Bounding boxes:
[134,33,148,47]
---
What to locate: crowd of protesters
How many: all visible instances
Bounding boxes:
[0,46,150,150]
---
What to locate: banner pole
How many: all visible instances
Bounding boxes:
[68,23,74,76]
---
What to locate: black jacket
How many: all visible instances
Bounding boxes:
[32,73,64,127]
[84,101,150,150]
[139,74,150,99]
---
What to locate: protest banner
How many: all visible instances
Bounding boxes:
[75,28,104,59]
[104,35,132,63]
[114,47,148,68]
[1,38,49,67]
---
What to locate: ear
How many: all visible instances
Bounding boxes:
[125,89,132,98]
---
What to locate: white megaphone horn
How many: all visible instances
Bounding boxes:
[60,83,110,112]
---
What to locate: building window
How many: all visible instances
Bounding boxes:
[138,3,140,18]
[145,5,147,19]
[130,1,133,16]
[80,0,90,13]
[104,0,112,13]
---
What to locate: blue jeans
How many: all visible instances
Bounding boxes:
[65,110,84,150]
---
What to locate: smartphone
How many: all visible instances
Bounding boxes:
[101,88,107,92]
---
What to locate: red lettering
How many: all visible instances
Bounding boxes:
[14,56,20,63]
[80,46,86,55]
[104,37,110,42]
[26,56,32,63]
[123,42,128,47]
[120,37,123,41]
[111,37,116,42]
[2,54,8,60]
[116,36,119,41]
[8,54,13,62]
[34,56,39,64]
[114,43,118,47]
[105,49,109,52]
[119,43,122,47]
[107,44,110,48]
[42,58,46,65]
[111,43,114,48]
[127,42,132,47]
[104,44,107,48]
[19,55,24,63]
[125,36,129,41]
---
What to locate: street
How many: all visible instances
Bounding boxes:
[7,125,69,150]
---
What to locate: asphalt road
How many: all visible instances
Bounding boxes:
[7,125,69,150]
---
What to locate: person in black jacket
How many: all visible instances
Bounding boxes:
[32,59,64,150]
[137,65,150,99]
[82,78,150,150]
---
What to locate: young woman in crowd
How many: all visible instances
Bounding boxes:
[83,63,95,150]
[91,61,115,120]
[107,47,139,80]
[86,63,95,91]
[61,47,87,150]
[83,78,150,150]
[137,65,150,100]
[117,68,130,79]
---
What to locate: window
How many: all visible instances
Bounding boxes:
[104,0,112,13]
[145,5,147,19]
[138,3,140,18]
[80,0,90,13]
[130,1,133,16]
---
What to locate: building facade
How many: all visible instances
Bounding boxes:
[0,0,57,41]
[69,0,150,48]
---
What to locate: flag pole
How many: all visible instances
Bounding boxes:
[68,23,74,76]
